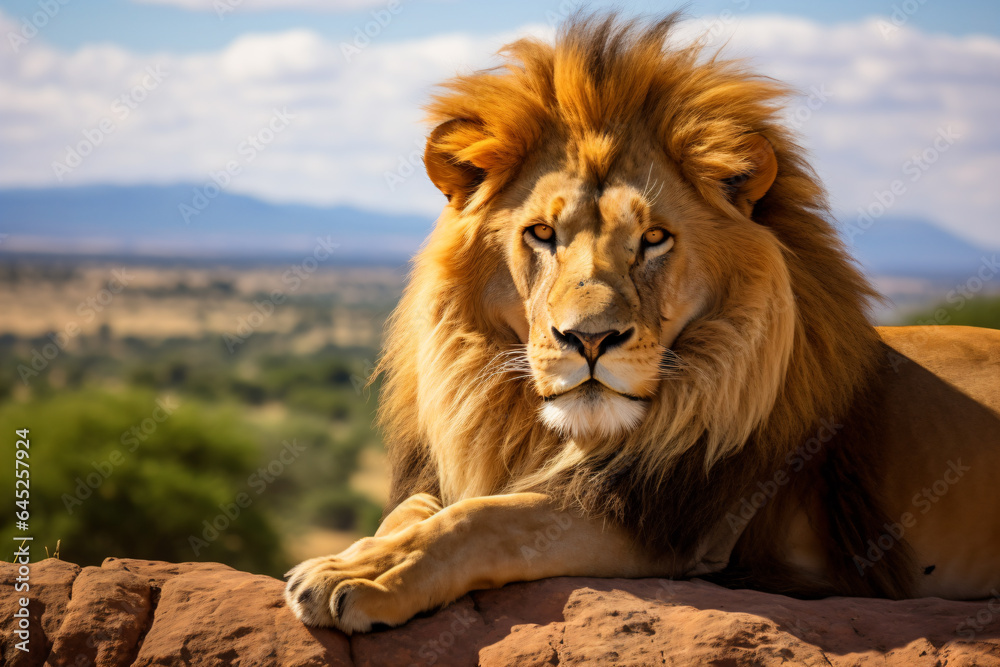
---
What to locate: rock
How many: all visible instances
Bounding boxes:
[125,561,350,667]
[46,566,152,667]
[0,558,80,667]
[1,558,999,666]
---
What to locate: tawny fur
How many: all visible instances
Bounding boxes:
[376,13,912,595]
[286,14,1000,634]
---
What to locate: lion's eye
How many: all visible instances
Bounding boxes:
[643,228,670,246]
[528,224,555,243]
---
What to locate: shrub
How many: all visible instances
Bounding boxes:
[0,390,287,576]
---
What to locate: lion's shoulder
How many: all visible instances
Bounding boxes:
[877,325,1000,412]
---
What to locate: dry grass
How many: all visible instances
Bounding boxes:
[0,262,403,347]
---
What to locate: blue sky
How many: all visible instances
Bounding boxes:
[1,0,999,247]
[1,0,997,53]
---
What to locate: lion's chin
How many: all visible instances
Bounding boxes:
[539,382,648,441]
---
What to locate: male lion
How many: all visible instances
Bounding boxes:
[286,14,1000,633]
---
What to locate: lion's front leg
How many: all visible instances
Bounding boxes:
[373,492,442,537]
[284,492,671,633]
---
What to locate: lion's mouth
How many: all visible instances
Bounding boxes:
[540,378,650,403]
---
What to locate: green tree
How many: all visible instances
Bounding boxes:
[903,295,1000,330]
[0,390,287,576]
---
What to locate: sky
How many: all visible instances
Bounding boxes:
[1,0,999,247]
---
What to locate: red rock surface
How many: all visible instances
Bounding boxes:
[2,558,999,666]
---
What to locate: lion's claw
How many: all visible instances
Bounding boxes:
[283,540,409,633]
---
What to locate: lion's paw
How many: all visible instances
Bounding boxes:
[284,539,410,633]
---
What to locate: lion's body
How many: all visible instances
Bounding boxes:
[724,325,1000,601]
[286,15,1000,632]
[869,326,1000,598]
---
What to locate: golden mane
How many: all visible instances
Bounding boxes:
[376,13,900,593]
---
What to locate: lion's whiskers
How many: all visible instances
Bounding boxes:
[657,347,689,379]
[641,162,655,200]
[475,345,533,386]
[647,178,666,206]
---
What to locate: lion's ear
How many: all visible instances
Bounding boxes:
[723,134,778,218]
[424,119,487,208]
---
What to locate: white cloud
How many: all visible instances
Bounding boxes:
[130,0,398,12]
[1,10,998,247]
[710,16,1000,247]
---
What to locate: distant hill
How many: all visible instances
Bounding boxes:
[840,216,993,278]
[0,184,433,262]
[0,185,994,276]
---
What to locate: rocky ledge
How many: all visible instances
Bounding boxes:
[2,558,999,666]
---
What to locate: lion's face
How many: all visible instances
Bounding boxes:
[499,146,735,441]
[423,115,782,446]
[384,18,876,504]
[423,90,782,448]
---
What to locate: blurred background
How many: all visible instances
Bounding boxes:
[0,0,998,578]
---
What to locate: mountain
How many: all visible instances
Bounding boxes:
[0,185,994,276]
[0,184,433,262]
[841,216,994,278]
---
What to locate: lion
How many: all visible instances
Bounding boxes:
[285,13,1000,633]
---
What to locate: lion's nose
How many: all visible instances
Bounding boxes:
[553,327,633,363]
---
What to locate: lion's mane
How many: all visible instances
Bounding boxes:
[377,14,913,598]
